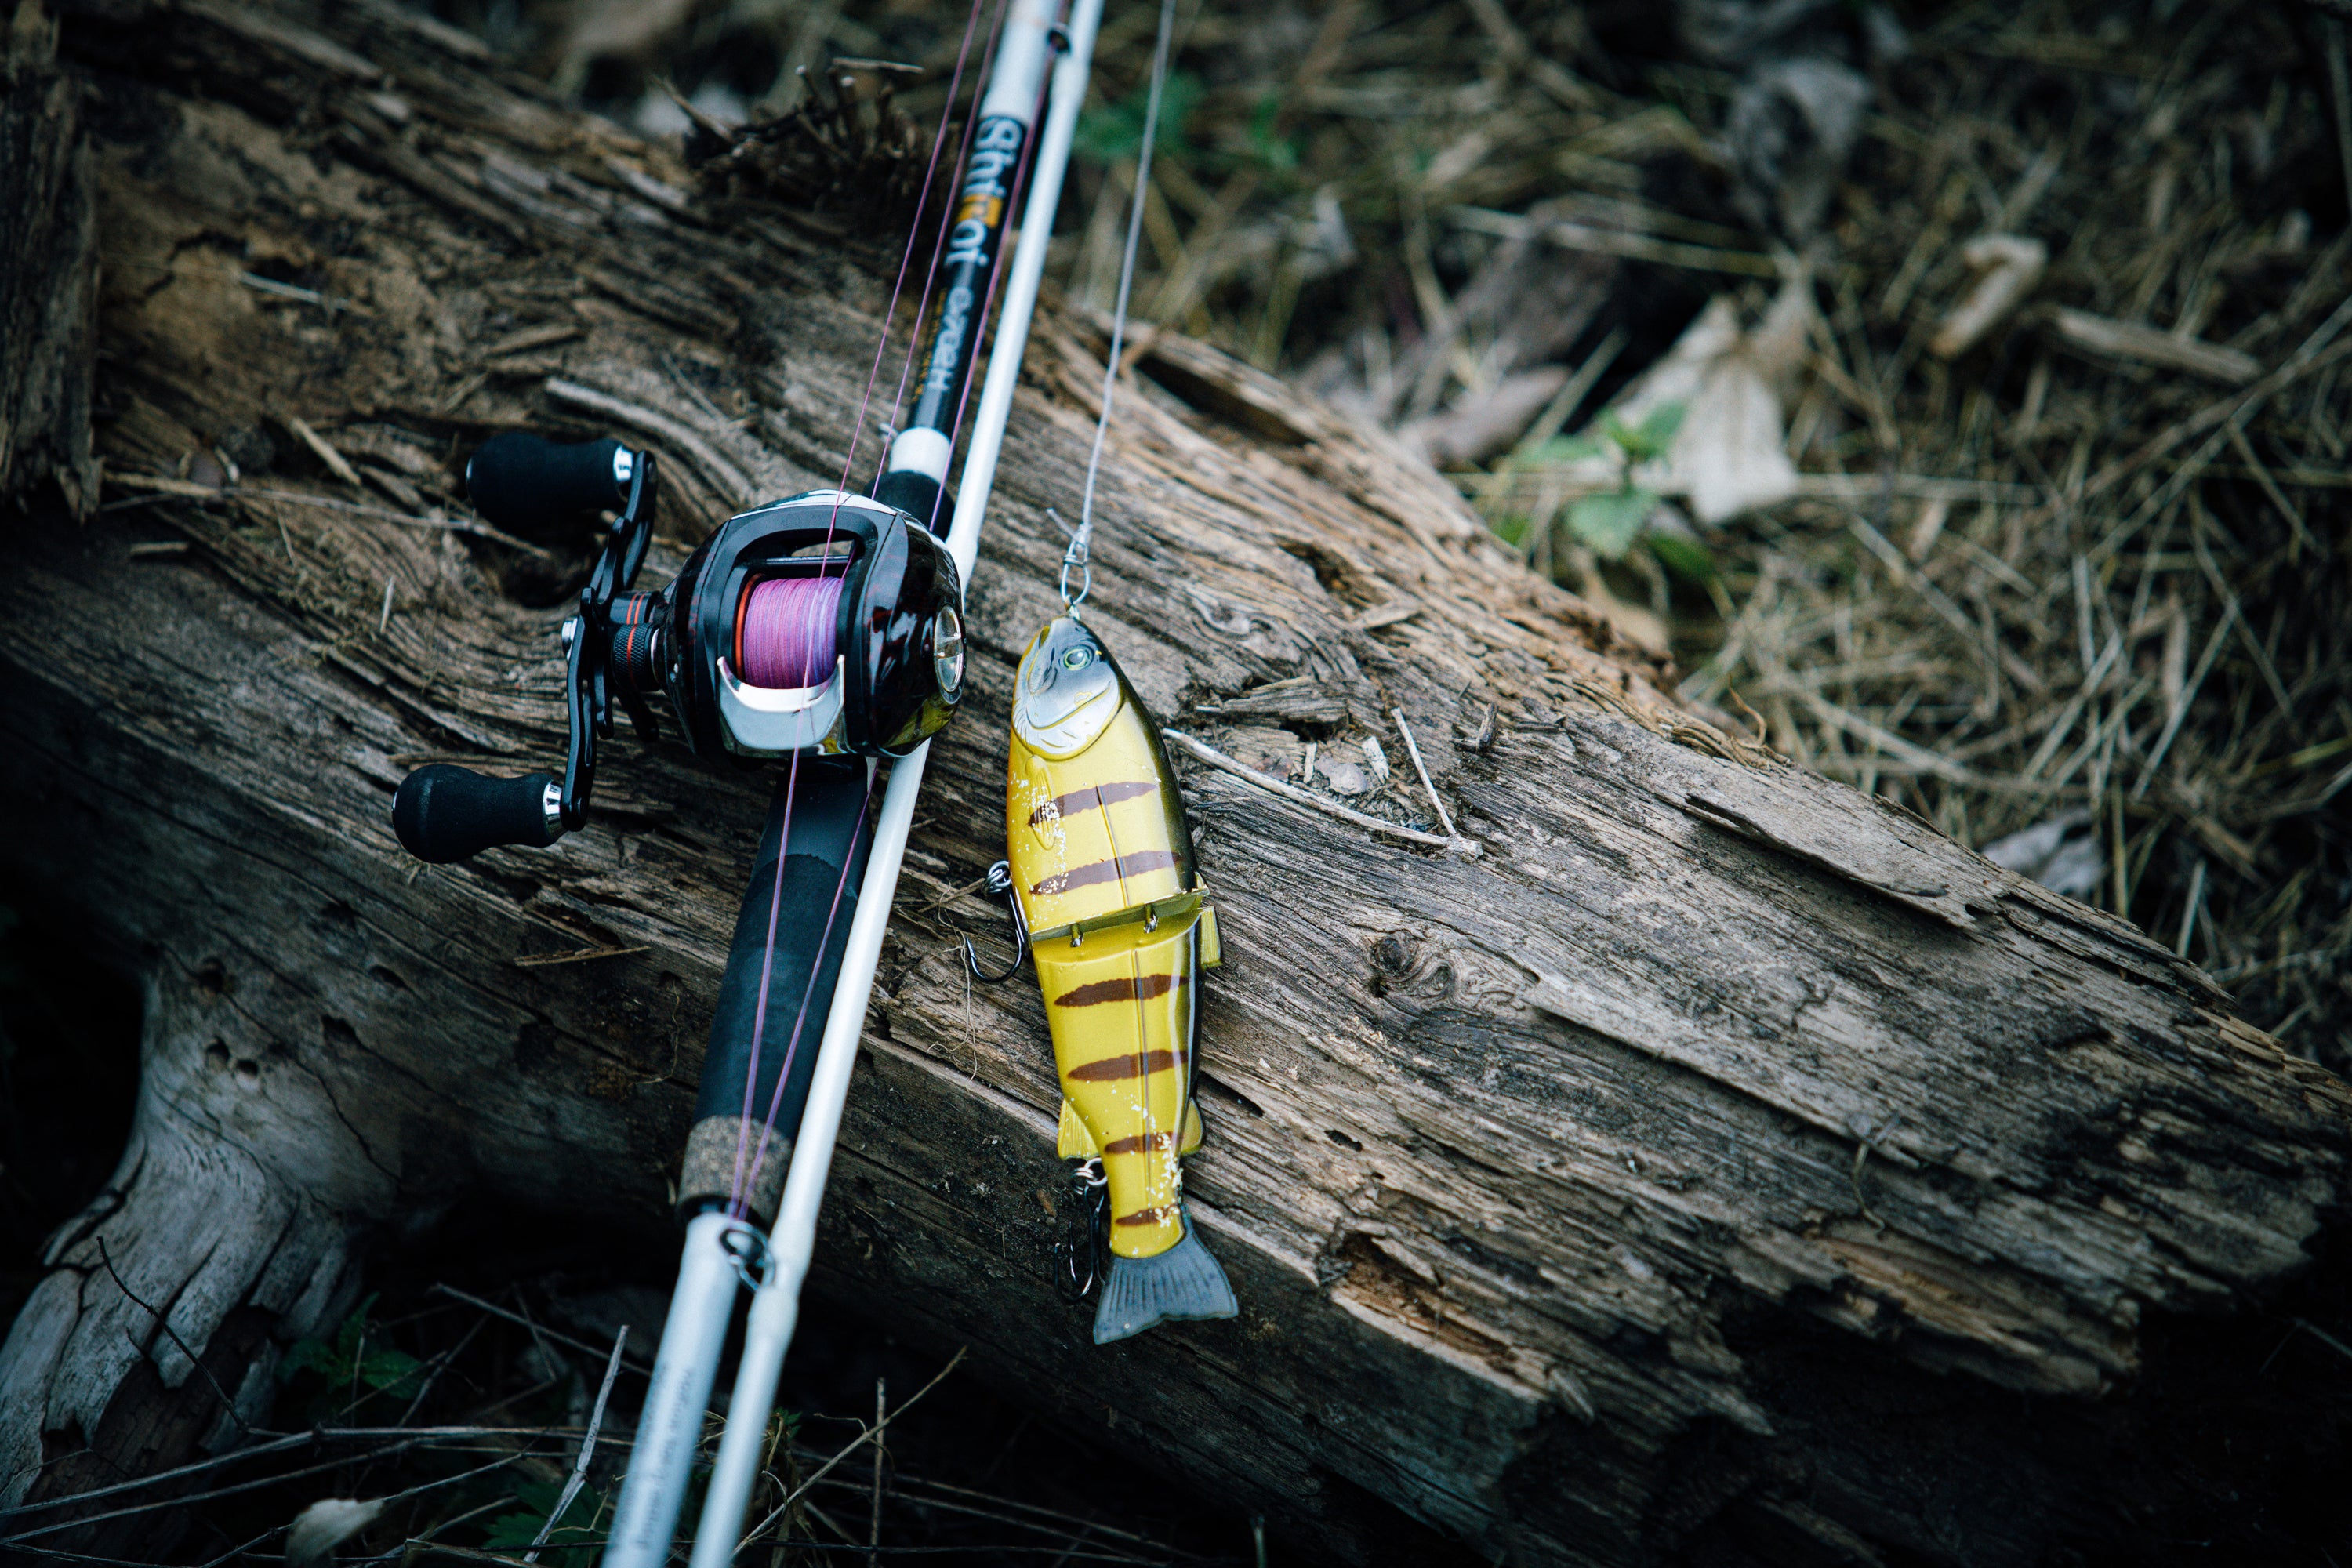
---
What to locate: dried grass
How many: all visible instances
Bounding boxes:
[1644,5,2352,1069]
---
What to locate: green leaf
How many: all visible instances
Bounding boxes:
[277,1337,334,1383]
[1647,532,1716,586]
[1510,434,1606,470]
[1486,512,1529,548]
[1245,90,1299,172]
[481,1512,546,1552]
[359,1346,425,1396]
[278,1294,422,1400]
[1604,402,1686,463]
[281,1294,380,1385]
[1075,72,1202,164]
[484,1479,604,1567]
[1566,489,1658,559]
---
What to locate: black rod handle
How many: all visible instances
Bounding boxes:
[466,434,629,536]
[676,760,873,1222]
[393,764,561,863]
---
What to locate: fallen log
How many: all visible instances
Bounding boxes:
[3,3,2350,1564]
[0,0,99,518]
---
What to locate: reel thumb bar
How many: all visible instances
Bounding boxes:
[686,0,1105,1555]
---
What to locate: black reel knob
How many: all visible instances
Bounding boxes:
[393,764,561,863]
[466,433,631,538]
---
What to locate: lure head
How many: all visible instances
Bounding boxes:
[1014,615,1121,759]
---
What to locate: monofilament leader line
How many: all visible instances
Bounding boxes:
[1063,0,1178,617]
[684,1,1112,1562]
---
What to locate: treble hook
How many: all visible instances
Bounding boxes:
[963,859,1030,982]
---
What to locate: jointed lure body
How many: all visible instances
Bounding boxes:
[1004,615,1236,1342]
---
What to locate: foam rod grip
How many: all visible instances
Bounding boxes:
[873,468,953,539]
[466,433,627,537]
[393,764,561,863]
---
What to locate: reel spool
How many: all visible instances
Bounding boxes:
[392,437,965,865]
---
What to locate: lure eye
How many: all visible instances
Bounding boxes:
[1062,646,1093,670]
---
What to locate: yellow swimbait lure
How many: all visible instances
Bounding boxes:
[1000,614,1236,1343]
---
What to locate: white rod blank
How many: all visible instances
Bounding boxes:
[601,1213,753,1568]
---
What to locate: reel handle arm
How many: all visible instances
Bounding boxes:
[391,764,564,862]
[389,433,659,870]
[466,433,633,535]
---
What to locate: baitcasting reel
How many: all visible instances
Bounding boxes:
[392,433,967,863]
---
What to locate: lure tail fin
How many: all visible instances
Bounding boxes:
[1092,1213,1237,1344]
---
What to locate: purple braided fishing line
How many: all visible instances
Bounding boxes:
[739,576,844,689]
[728,753,800,1218]
[739,769,873,1203]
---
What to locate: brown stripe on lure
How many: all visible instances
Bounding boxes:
[993,613,1237,1344]
[1030,848,1178,898]
[1055,972,1181,1007]
[1030,779,1156,825]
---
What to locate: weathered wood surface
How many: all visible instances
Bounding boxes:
[3,3,2350,1563]
[0,0,99,517]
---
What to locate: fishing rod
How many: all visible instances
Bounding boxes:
[685,0,1110,1555]
[386,3,1059,1563]
[392,0,1118,1554]
[590,4,1080,1561]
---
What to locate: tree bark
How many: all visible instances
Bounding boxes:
[3,4,2350,1564]
[0,0,100,518]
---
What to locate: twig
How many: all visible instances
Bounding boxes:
[869,1377,887,1568]
[859,1475,1181,1552]
[0,1440,442,1542]
[240,270,367,314]
[2223,422,2321,557]
[2190,517,2299,737]
[525,1327,627,1562]
[398,1312,488,1427]
[2175,859,2207,958]
[2,1433,321,1517]
[1849,1142,1887,1230]
[735,1350,967,1554]
[511,946,651,968]
[427,1284,656,1376]
[283,415,365,486]
[1389,710,1457,839]
[797,1479,1145,1557]
[2324,16,2352,226]
[1160,729,1459,851]
[2132,597,2238,799]
[1447,205,1780,278]
[2293,1316,2352,1367]
[103,473,554,556]
[1,1428,583,1524]
[2062,296,2352,535]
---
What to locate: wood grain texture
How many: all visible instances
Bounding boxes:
[2,4,2348,1563]
[0,0,100,517]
